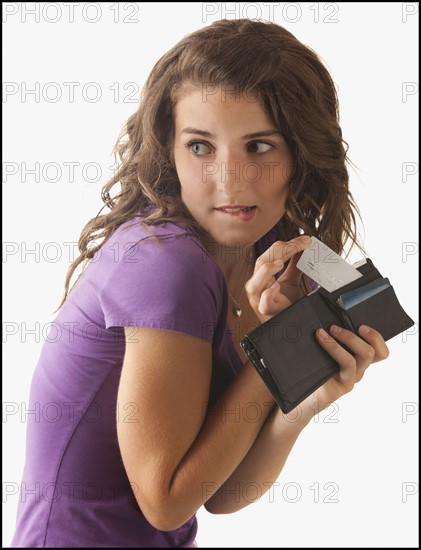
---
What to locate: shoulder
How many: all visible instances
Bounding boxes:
[94,215,227,337]
[96,214,226,309]
[100,215,222,283]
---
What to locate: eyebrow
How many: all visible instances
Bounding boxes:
[180,127,283,139]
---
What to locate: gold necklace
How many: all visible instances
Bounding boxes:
[228,259,253,318]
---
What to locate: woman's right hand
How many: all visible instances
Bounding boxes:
[245,235,313,323]
[245,235,390,420]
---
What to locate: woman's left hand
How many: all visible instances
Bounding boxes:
[297,324,390,422]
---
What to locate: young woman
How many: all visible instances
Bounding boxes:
[11,19,389,548]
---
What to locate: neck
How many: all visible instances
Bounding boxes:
[208,242,255,286]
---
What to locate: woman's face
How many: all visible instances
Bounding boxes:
[173,86,294,249]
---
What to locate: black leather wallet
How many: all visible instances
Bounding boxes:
[240,258,414,413]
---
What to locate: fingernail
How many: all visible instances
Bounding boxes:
[318,328,328,337]
[359,325,371,334]
[270,280,279,289]
[301,235,312,243]
[329,324,341,334]
[273,259,284,266]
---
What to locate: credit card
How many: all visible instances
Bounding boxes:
[337,277,390,310]
[296,236,363,292]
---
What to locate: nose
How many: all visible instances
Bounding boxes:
[215,150,248,194]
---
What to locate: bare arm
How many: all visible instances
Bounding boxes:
[117,327,276,532]
[204,404,309,514]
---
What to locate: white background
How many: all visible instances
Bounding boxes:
[3,2,419,547]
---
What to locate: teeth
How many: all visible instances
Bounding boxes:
[221,207,254,213]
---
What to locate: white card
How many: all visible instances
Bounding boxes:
[296,236,363,292]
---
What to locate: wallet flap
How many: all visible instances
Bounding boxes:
[340,285,414,340]
[241,336,338,413]
[241,295,341,394]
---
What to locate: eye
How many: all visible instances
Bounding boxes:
[247,141,273,154]
[186,141,212,156]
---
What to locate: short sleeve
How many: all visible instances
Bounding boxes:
[98,232,224,343]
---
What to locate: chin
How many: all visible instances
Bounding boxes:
[210,232,257,249]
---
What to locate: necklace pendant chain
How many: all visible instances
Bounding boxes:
[229,254,254,318]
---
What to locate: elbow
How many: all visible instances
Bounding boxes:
[146,510,193,532]
[204,501,221,515]
[204,497,230,515]
[204,492,248,515]
[136,493,197,532]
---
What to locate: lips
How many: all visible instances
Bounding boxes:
[215,205,257,221]
[215,205,256,213]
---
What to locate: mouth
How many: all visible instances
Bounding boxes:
[215,205,257,221]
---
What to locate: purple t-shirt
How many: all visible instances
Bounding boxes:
[11,215,280,548]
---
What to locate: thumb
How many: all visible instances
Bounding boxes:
[278,252,304,286]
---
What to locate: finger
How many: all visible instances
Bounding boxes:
[246,259,285,301]
[276,252,304,287]
[356,325,390,363]
[325,324,376,382]
[258,281,282,317]
[316,328,357,390]
[255,235,312,267]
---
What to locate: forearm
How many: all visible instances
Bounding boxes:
[204,403,310,514]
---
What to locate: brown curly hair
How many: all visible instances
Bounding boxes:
[56,18,365,311]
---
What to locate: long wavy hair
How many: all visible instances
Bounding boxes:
[56,18,365,310]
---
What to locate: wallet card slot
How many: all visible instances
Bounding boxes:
[337,277,390,310]
[318,260,382,305]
